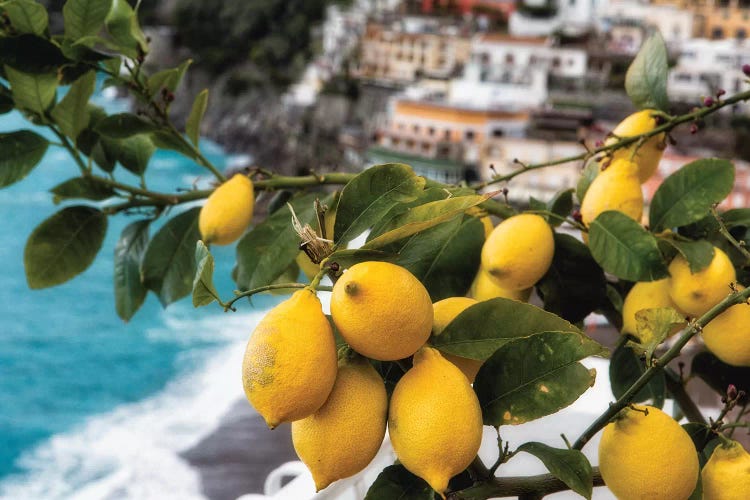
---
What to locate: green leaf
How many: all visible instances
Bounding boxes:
[367,187,449,241]
[235,193,318,291]
[0,34,67,73]
[116,134,155,175]
[474,331,602,426]
[528,196,546,212]
[141,207,201,307]
[537,233,606,324]
[147,59,192,95]
[150,130,198,159]
[634,308,685,365]
[0,84,14,114]
[721,208,750,229]
[364,464,435,500]
[24,206,107,289]
[334,163,425,245]
[364,194,487,249]
[650,159,735,232]
[659,237,714,273]
[326,248,396,269]
[51,70,95,139]
[5,66,57,114]
[114,219,149,321]
[92,137,118,172]
[105,0,148,59]
[576,161,599,203]
[516,442,593,499]
[547,188,574,227]
[430,298,586,360]
[0,130,48,188]
[589,210,669,281]
[625,32,669,111]
[63,0,111,39]
[4,0,49,35]
[609,343,666,408]
[691,351,750,403]
[96,113,158,139]
[193,240,221,307]
[186,89,208,146]
[51,176,115,202]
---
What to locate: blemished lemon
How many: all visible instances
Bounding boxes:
[431,297,482,382]
[598,405,698,500]
[580,158,643,229]
[702,439,750,500]
[480,213,554,291]
[199,174,254,245]
[388,347,483,495]
[242,289,337,428]
[330,261,433,361]
[668,247,736,317]
[292,353,387,491]
[621,278,684,339]
[606,109,665,183]
[469,268,532,302]
[702,296,750,366]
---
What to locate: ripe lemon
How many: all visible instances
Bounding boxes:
[242,289,337,428]
[199,174,255,245]
[431,297,482,382]
[292,353,387,491]
[702,439,750,499]
[330,261,432,361]
[469,268,532,302]
[580,158,643,229]
[388,347,483,495]
[668,247,736,317]
[702,296,750,366]
[606,109,665,183]
[480,213,554,290]
[598,404,699,500]
[465,206,494,238]
[621,278,685,339]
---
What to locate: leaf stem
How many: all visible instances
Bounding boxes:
[222,283,333,311]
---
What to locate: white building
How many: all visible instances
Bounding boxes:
[509,0,609,37]
[597,1,694,53]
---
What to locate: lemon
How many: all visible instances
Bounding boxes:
[668,247,736,317]
[702,297,750,366]
[702,439,750,499]
[242,289,337,428]
[465,206,494,238]
[606,109,665,183]
[481,213,554,290]
[199,174,255,245]
[292,353,387,491]
[580,158,643,229]
[469,268,532,302]
[330,261,433,361]
[598,404,698,500]
[388,347,483,495]
[621,278,684,339]
[432,297,482,382]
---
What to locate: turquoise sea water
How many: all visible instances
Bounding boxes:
[0,84,278,498]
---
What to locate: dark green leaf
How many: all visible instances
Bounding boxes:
[625,32,669,111]
[186,89,208,146]
[5,66,57,114]
[0,130,48,188]
[589,210,669,281]
[193,240,221,307]
[141,207,201,307]
[691,351,750,404]
[96,113,158,139]
[114,219,149,321]
[334,163,425,245]
[577,161,599,203]
[147,59,192,95]
[326,248,396,269]
[150,130,198,159]
[537,233,606,324]
[659,237,714,273]
[0,34,68,73]
[51,176,115,202]
[63,0,111,39]
[516,442,593,499]
[364,464,435,500]
[51,70,95,139]
[430,298,586,360]
[116,135,155,175]
[609,343,666,408]
[0,84,13,114]
[650,159,735,232]
[528,196,546,212]
[547,188,574,227]
[474,331,602,426]
[721,208,750,229]
[105,0,148,59]
[24,206,107,289]
[92,137,118,172]
[4,0,48,35]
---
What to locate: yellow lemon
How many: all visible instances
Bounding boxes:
[598,405,699,500]
[199,174,254,245]
[432,297,482,382]
[330,261,432,361]
[242,289,337,428]
[388,347,483,495]
[465,206,494,238]
[621,278,685,338]
[469,268,532,302]
[292,353,387,491]
[668,247,736,317]
[606,109,665,183]
[702,297,750,366]
[580,158,643,229]
[480,213,554,290]
[702,439,750,499]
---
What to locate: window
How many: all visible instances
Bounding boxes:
[492,129,504,138]
[712,27,724,39]
[552,57,561,68]
[465,130,475,141]
[438,145,451,157]
[413,124,420,133]
[738,28,747,40]
[443,129,451,140]
[505,54,514,64]
[428,127,436,136]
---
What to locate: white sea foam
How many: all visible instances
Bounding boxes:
[0,307,268,500]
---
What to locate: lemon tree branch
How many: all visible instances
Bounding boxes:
[450,467,604,499]
[222,283,333,312]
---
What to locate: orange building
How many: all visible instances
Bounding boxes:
[652,0,750,39]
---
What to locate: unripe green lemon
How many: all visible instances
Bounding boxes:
[621,278,685,339]
[292,354,387,491]
[388,347,483,495]
[606,109,665,183]
[242,289,337,428]
[702,294,750,367]
[702,439,750,499]
[199,174,255,245]
[598,405,698,500]
[431,297,482,382]
[480,213,554,291]
[668,247,736,317]
[580,158,643,229]
[330,261,433,361]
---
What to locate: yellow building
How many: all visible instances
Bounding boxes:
[652,0,750,39]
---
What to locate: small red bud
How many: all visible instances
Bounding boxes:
[727,384,738,400]
[690,123,699,134]
[743,64,750,76]
[703,96,715,107]
[594,140,604,148]
[716,89,726,98]
[572,209,582,223]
